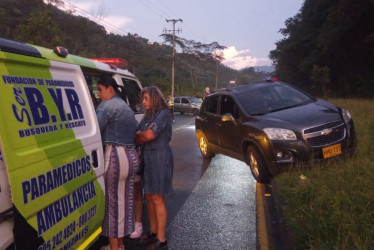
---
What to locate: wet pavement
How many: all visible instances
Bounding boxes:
[167,154,257,249]
[90,113,258,250]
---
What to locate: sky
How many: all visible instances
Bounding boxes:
[53,0,304,70]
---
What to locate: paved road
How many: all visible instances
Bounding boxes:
[168,114,257,249]
[90,113,259,250]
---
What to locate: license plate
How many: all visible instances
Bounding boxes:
[322,144,342,159]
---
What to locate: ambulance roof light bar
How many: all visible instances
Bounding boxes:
[91,58,128,70]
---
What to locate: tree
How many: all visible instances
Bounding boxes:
[270,0,374,97]
[16,8,61,47]
[161,34,226,90]
[311,65,330,97]
[0,0,43,39]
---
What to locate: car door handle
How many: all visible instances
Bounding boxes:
[92,150,98,168]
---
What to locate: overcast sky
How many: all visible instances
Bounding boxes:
[55,0,304,70]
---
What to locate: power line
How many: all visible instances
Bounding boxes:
[71,2,128,35]
[50,0,130,36]
[141,0,198,40]
[50,0,204,44]
[144,0,202,43]
[158,0,180,19]
[144,0,172,19]
[138,0,168,19]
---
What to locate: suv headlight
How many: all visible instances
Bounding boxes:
[263,128,297,140]
[342,108,352,123]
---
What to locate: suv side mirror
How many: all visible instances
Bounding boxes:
[221,113,237,125]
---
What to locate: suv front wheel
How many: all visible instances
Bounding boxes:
[247,146,271,183]
[197,133,215,159]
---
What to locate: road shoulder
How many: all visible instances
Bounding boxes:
[256,182,294,250]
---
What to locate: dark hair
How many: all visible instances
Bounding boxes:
[141,86,169,119]
[98,76,123,95]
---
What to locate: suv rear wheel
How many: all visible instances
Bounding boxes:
[247,146,271,183]
[198,133,215,159]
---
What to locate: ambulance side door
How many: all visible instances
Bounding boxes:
[0,56,105,249]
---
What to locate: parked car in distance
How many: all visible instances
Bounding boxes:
[195,80,356,183]
[173,96,202,116]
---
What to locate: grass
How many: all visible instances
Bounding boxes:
[273,98,374,250]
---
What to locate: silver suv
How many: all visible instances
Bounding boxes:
[173,96,202,116]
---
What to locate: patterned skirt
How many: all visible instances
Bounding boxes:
[101,144,140,238]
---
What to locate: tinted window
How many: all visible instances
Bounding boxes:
[121,78,143,113]
[236,83,314,115]
[220,95,239,119]
[205,96,219,114]
[182,98,189,104]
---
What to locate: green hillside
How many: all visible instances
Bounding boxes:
[0,0,267,95]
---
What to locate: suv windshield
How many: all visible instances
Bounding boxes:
[236,83,314,115]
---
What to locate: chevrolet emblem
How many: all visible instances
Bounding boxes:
[321,128,333,135]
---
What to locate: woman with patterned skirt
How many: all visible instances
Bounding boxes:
[96,77,139,250]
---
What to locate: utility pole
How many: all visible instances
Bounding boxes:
[164,19,182,97]
[213,51,223,91]
[215,61,219,91]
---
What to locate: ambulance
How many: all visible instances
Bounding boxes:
[0,37,143,249]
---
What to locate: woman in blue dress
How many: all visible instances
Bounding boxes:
[135,86,174,250]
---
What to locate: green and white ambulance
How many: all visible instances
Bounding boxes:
[0,37,143,249]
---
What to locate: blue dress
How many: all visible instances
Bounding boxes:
[137,109,174,195]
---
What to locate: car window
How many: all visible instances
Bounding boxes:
[121,78,143,113]
[236,83,314,115]
[220,95,239,119]
[84,75,101,109]
[188,97,202,103]
[182,98,189,104]
[205,96,219,114]
[174,97,181,104]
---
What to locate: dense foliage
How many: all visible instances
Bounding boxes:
[0,0,266,95]
[270,0,374,97]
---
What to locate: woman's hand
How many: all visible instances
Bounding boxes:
[135,128,155,145]
[135,132,143,146]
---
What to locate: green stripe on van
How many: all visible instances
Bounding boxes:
[32,45,98,69]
